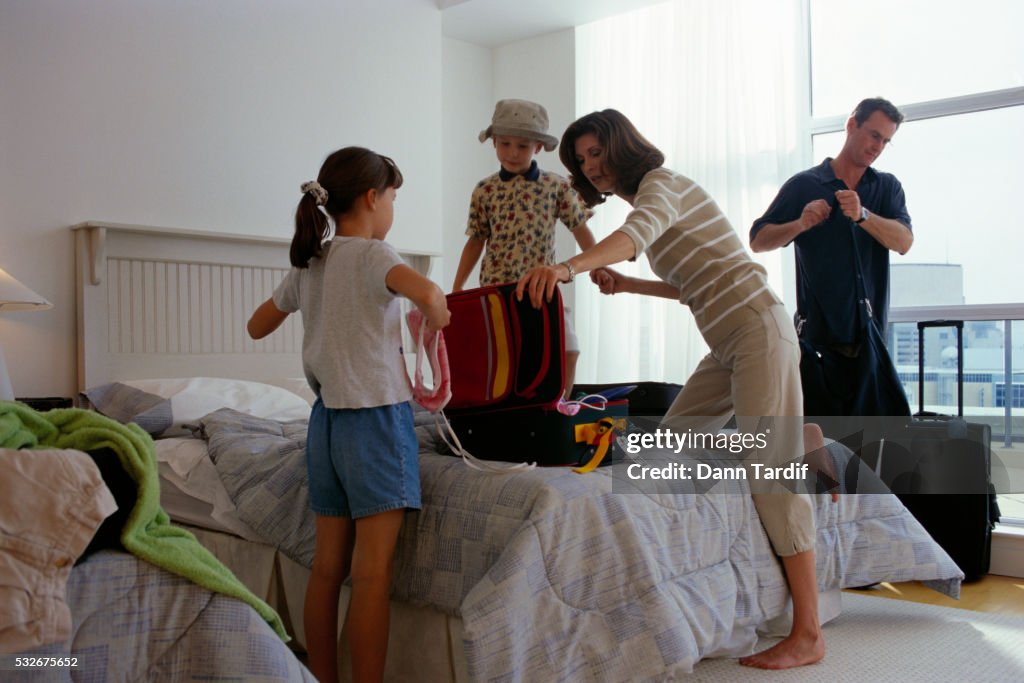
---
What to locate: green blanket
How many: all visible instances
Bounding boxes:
[0,400,288,640]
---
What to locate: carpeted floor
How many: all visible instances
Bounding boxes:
[688,592,1024,682]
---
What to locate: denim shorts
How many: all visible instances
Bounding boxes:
[306,398,421,519]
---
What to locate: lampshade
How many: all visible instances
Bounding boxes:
[0,268,52,311]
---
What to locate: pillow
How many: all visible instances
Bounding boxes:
[260,377,316,406]
[84,377,311,436]
[81,382,174,436]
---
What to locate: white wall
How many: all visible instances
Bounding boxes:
[0,0,442,398]
[441,37,495,290]
[493,29,576,133]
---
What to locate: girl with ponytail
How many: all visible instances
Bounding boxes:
[249,146,450,683]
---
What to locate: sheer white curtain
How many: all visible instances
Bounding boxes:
[573,0,807,385]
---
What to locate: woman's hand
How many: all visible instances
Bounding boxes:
[516,264,568,308]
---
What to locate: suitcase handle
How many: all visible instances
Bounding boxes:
[916,320,964,416]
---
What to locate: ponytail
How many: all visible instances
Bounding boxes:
[289,147,404,269]
[291,192,330,268]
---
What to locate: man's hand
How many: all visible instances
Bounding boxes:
[799,199,831,232]
[834,190,863,222]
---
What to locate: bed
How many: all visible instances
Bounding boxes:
[5,550,316,683]
[0,441,314,683]
[71,221,965,682]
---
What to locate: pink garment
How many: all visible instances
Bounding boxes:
[0,448,117,654]
[406,309,452,413]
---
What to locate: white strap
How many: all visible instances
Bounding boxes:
[433,410,535,474]
[432,393,610,473]
[414,321,430,389]
[557,393,609,416]
[409,310,451,413]
[575,393,609,410]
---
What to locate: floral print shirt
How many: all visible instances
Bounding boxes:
[466,166,592,286]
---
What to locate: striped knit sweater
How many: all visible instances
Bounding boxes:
[617,168,780,345]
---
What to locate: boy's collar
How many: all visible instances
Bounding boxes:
[499,161,540,182]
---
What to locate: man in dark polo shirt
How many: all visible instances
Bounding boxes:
[750,97,913,421]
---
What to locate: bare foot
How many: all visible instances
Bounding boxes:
[738,631,825,670]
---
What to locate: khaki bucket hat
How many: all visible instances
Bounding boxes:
[478,99,558,151]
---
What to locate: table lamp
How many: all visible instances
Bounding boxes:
[0,267,53,401]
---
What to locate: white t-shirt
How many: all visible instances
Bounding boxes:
[273,237,412,410]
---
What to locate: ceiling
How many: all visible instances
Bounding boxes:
[439,0,667,48]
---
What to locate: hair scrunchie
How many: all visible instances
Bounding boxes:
[300,181,328,206]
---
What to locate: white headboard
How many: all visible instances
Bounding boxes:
[73,221,437,392]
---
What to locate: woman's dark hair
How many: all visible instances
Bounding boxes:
[559,109,665,207]
[290,146,404,268]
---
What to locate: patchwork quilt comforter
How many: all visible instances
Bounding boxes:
[8,551,313,683]
[197,408,963,681]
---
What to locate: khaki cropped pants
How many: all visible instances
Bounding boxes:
[665,303,814,557]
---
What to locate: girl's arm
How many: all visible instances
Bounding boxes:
[386,264,451,330]
[247,298,289,339]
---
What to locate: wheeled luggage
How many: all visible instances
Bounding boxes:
[880,320,999,582]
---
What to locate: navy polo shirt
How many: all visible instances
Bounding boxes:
[750,158,911,345]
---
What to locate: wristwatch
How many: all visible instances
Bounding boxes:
[855,207,869,224]
[560,260,576,282]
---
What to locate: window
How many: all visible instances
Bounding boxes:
[809,0,1024,118]
[810,0,1024,526]
[996,384,1024,409]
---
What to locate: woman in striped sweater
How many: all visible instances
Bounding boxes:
[516,109,827,670]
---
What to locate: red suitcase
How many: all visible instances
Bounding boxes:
[443,283,628,467]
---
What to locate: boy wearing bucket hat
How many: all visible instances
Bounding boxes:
[453,99,605,400]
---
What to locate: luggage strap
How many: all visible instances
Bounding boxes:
[433,410,537,474]
[430,395,613,474]
[408,310,451,413]
[555,393,609,416]
[408,308,532,473]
